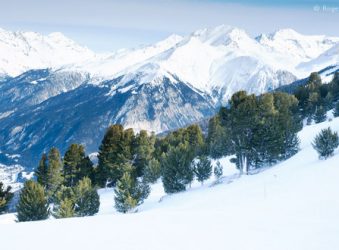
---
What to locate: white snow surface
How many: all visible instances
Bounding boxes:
[0,28,95,76]
[1,117,339,249]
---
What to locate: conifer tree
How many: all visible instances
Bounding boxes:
[78,156,94,182]
[63,144,86,187]
[194,156,212,185]
[35,153,48,188]
[16,181,49,222]
[312,127,339,159]
[97,125,132,187]
[0,182,13,214]
[144,158,161,184]
[55,198,75,218]
[134,130,156,177]
[223,91,300,173]
[52,185,75,218]
[184,124,205,156]
[73,177,100,217]
[161,143,195,194]
[314,106,327,124]
[46,147,63,198]
[214,161,223,181]
[114,171,150,213]
[207,115,231,158]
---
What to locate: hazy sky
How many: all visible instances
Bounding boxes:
[0,0,338,52]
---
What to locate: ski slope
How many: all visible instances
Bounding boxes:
[1,117,339,250]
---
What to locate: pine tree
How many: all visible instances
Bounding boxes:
[143,158,161,184]
[73,177,100,217]
[46,148,63,198]
[184,124,205,156]
[134,130,156,177]
[194,156,212,185]
[207,116,231,158]
[312,127,339,159]
[16,181,49,222]
[35,153,48,187]
[78,156,94,183]
[214,161,223,181]
[97,125,132,187]
[63,144,86,187]
[52,185,75,218]
[54,198,75,219]
[314,106,327,124]
[161,143,195,194]
[114,172,150,213]
[0,182,13,214]
[333,102,339,117]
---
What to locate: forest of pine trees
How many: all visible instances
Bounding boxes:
[3,71,338,220]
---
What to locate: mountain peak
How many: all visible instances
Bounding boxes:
[191,25,250,46]
[0,28,95,76]
[270,28,301,38]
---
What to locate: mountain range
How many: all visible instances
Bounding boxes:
[0,25,338,170]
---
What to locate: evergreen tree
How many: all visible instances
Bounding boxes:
[184,124,205,156]
[312,127,339,159]
[97,125,133,187]
[0,182,13,214]
[161,143,195,194]
[35,153,48,187]
[134,130,156,177]
[63,144,86,187]
[78,156,94,183]
[207,115,231,158]
[228,91,258,174]
[46,148,63,198]
[143,158,161,184]
[16,181,49,222]
[74,177,100,217]
[52,185,75,218]
[214,161,223,181]
[223,91,300,173]
[54,198,75,219]
[194,156,212,185]
[114,172,150,213]
[314,106,327,124]
[333,102,339,117]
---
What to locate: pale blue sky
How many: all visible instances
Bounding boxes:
[0,0,338,52]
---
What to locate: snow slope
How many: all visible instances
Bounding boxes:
[1,116,339,250]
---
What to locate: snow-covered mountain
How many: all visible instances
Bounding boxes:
[71,25,338,103]
[0,25,338,170]
[0,28,95,76]
[1,116,339,250]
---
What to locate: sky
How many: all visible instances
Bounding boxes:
[0,0,338,52]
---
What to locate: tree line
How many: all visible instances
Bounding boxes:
[1,71,338,221]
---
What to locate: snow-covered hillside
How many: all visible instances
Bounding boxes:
[1,116,339,250]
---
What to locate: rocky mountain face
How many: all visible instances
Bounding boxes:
[0,25,338,170]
